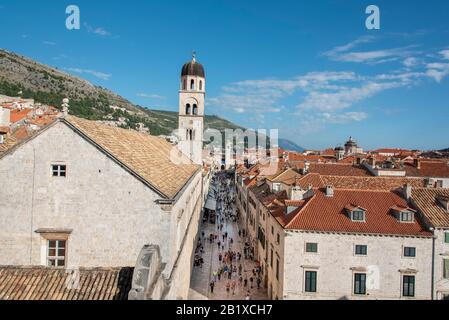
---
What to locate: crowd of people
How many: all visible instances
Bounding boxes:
[194,172,264,300]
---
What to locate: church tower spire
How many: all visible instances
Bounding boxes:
[178,53,205,165]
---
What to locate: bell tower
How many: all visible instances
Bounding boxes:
[178,52,205,165]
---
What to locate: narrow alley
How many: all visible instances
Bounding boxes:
[189,172,268,300]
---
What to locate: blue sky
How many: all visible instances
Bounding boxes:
[1,0,449,150]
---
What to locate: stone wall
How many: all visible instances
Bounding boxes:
[283,231,433,300]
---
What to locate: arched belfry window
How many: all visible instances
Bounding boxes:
[190,79,195,90]
[182,79,187,90]
[193,104,198,115]
[187,129,193,141]
[199,81,203,91]
[186,104,191,115]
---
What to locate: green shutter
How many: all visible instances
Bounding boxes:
[444,260,449,279]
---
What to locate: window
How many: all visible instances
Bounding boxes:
[305,271,317,293]
[351,210,365,222]
[199,80,203,91]
[355,245,367,256]
[47,240,66,267]
[192,104,198,115]
[306,242,318,253]
[443,259,449,279]
[185,104,191,115]
[354,273,367,295]
[182,79,187,90]
[52,165,66,177]
[271,226,274,235]
[270,249,273,268]
[404,247,416,258]
[190,79,195,90]
[276,233,280,244]
[273,183,281,192]
[400,211,414,222]
[403,275,415,297]
[445,232,449,244]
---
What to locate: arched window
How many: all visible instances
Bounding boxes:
[193,104,198,115]
[190,79,195,90]
[186,104,191,115]
[182,79,187,90]
[199,81,203,91]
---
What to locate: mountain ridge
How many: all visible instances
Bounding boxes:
[0,48,304,151]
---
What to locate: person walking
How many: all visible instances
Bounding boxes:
[209,281,215,294]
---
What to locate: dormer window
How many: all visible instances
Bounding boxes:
[346,205,366,222]
[352,210,366,222]
[400,211,414,223]
[391,205,416,223]
[436,196,449,213]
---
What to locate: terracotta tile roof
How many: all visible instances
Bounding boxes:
[288,152,328,163]
[320,175,427,191]
[285,199,306,207]
[0,266,133,300]
[411,188,449,228]
[284,188,431,237]
[66,116,199,199]
[294,173,427,191]
[268,168,301,184]
[294,173,325,189]
[404,161,449,178]
[372,148,411,154]
[308,163,371,177]
[338,156,360,164]
[10,108,32,123]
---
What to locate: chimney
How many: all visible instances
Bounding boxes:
[368,156,376,167]
[291,186,306,201]
[414,158,421,170]
[403,184,412,201]
[303,162,310,174]
[325,185,334,197]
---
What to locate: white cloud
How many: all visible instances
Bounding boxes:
[137,93,165,99]
[439,49,449,60]
[323,36,418,65]
[297,81,402,112]
[403,57,419,67]
[65,68,111,80]
[425,63,449,83]
[84,23,113,38]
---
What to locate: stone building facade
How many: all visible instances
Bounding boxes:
[0,116,203,300]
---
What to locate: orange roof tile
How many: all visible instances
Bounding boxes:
[411,188,449,228]
[404,161,449,178]
[284,188,431,237]
[10,108,32,123]
[308,163,371,177]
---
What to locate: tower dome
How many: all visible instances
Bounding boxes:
[181,53,205,78]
